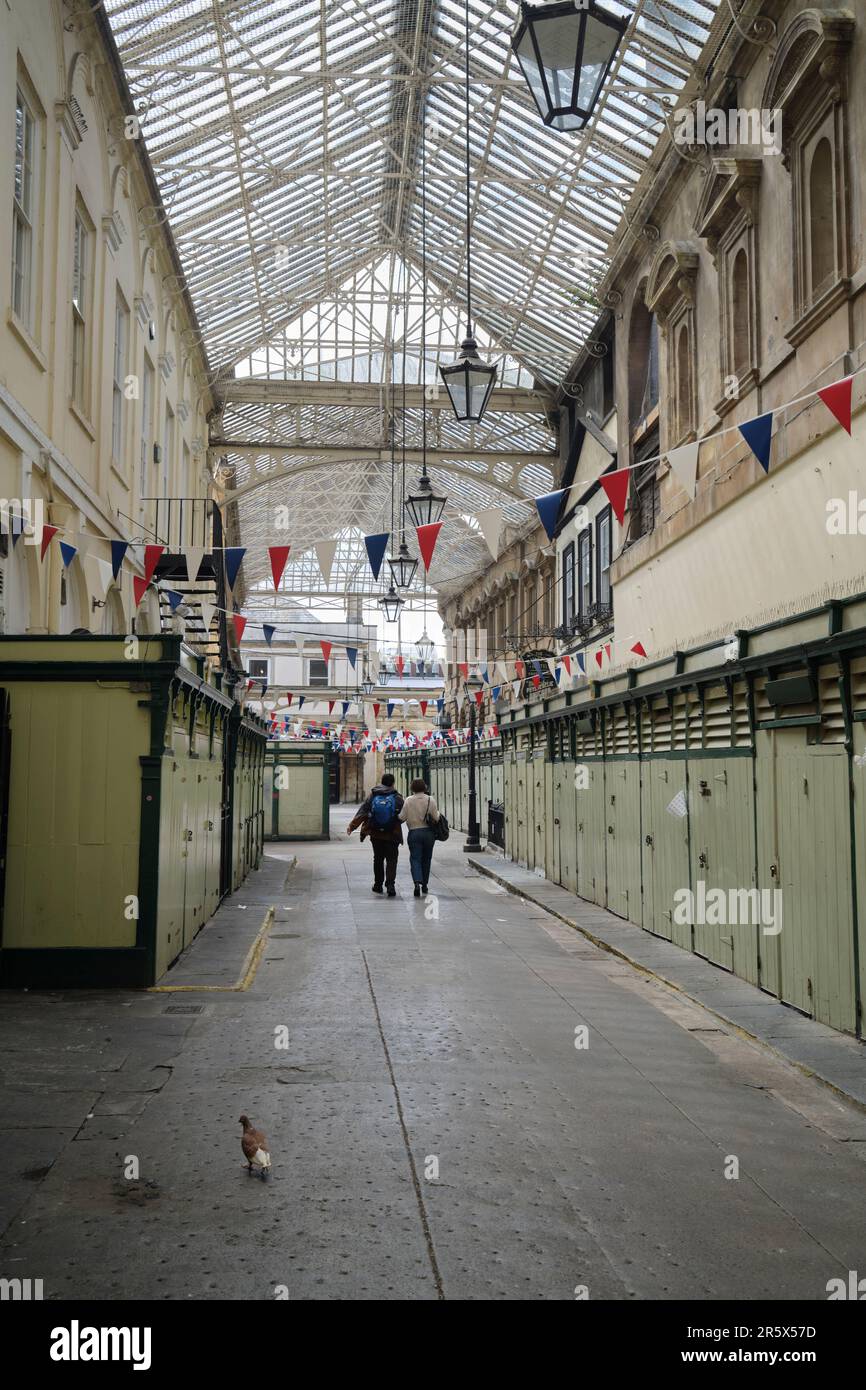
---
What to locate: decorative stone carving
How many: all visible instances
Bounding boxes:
[694,159,763,416]
[645,242,700,448]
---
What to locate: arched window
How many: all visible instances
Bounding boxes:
[628,290,659,430]
[732,249,750,374]
[676,322,691,440]
[809,138,835,296]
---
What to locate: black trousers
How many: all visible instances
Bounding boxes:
[371,839,399,888]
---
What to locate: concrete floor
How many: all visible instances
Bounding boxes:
[2,802,866,1301]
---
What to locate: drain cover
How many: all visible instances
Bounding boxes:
[164,1004,204,1015]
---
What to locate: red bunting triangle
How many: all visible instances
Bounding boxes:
[459,662,469,680]
[818,376,853,435]
[420,701,428,715]
[269,545,291,590]
[133,575,149,608]
[604,643,612,661]
[373,704,380,717]
[395,654,405,676]
[600,468,631,525]
[40,525,59,561]
[561,655,571,674]
[595,649,603,668]
[143,544,164,585]
[475,689,484,705]
[630,641,647,658]
[233,614,247,642]
[515,659,525,679]
[328,701,335,714]
[320,640,332,664]
[416,522,443,572]
[532,674,541,688]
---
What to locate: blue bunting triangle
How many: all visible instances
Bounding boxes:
[346,647,357,669]
[164,589,184,612]
[739,411,774,473]
[576,653,586,676]
[263,624,276,647]
[111,540,129,580]
[534,488,566,542]
[387,701,395,717]
[364,532,389,581]
[532,659,543,676]
[436,698,444,711]
[59,542,77,569]
[298,695,305,709]
[342,701,350,716]
[224,547,246,589]
[492,685,501,702]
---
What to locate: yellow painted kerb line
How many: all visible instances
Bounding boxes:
[147,906,276,993]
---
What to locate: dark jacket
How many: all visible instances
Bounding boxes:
[348,785,404,844]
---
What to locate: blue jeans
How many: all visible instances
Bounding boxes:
[407,827,435,886]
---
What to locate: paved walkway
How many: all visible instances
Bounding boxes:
[2,805,866,1301]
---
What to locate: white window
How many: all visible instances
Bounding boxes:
[112,291,129,465]
[12,86,37,328]
[140,358,154,498]
[71,209,89,410]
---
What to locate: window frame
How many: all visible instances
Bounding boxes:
[596,507,612,612]
[308,657,329,687]
[577,527,593,621]
[562,541,576,626]
[12,81,39,330]
[71,201,92,415]
[112,289,130,468]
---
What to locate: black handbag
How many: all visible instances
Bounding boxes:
[426,796,449,842]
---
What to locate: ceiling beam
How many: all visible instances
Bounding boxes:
[215,380,555,414]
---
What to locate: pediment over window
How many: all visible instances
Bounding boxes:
[761,8,854,156]
[645,241,699,322]
[694,158,763,247]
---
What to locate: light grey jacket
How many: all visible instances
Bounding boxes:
[399,793,440,830]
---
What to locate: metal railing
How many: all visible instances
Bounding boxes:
[142,497,215,551]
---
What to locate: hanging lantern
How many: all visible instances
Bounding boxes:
[387,538,418,590]
[404,467,447,529]
[378,584,405,623]
[439,336,497,423]
[361,669,374,696]
[511,0,627,133]
[415,630,434,670]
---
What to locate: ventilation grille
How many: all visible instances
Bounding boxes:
[818,663,845,743]
[703,684,732,748]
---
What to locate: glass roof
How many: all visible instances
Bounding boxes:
[105,0,723,589]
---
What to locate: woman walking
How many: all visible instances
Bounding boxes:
[399,778,440,897]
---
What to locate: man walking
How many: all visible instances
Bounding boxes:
[347,771,404,897]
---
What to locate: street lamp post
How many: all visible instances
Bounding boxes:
[464,675,484,853]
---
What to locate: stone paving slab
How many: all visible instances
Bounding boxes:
[469,851,866,1109]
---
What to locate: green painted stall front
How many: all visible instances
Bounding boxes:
[264,740,330,840]
[0,636,267,988]
[385,741,503,836]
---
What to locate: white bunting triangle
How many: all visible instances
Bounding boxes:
[546,656,558,679]
[477,506,504,560]
[511,679,522,701]
[666,441,700,500]
[199,599,215,634]
[185,547,205,584]
[315,538,338,586]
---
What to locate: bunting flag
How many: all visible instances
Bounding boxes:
[268,545,291,591]
[165,589,184,613]
[604,642,612,661]
[575,653,586,676]
[373,703,381,718]
[555,665,564,685]
[600,468,631,525]
[595,649,603,668]
[818,376,853,435]
[315,538,338,585]
[320,640,332,664]
[561,655,571,675]
[416,522,442,572]
[631,641,647,658]
[531,673,540,688]
[364,532,389,580]
[492,685,501,703]
[233,614,247,642]
[59,542,77,569]
[111,540,129,580]
[199,599,215,634]
[40,525,58,561]
[143,544,164,585]
[328,701,335,714]
[515,659,525,679]
[459,662,469,680]
[342,702,350,717]
[535,488,566,541]
[436,698,444,712]
[185,547,205,584]
[481,665,490,685]
[546,657,558,679]
[477,506,504,560]
[666,441,700,500]
[346,646,357,670]
[261,683,268,700]
[511,680,522,700]
[395,654,405,676]
[133,575,149,608]
[474,689,484,706]
[263,624,276,647]
[286,693,293,707]
[532,659,543,677]
[224,547,246,590]
[387,701,395,718]
[739,412,774,473]
[299,696,306,709]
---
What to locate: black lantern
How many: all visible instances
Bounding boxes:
[439,0,497,423]
[361,668,374,696]
[378,584,405,623]
[512,0,627,133]
[415,629,435,670]
[405,466,447,529]
[388,537,418,590]
[439,336,497,423]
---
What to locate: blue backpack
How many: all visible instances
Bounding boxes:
[370,791,398,830]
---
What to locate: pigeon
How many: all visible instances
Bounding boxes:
[239,1114,271,1180]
